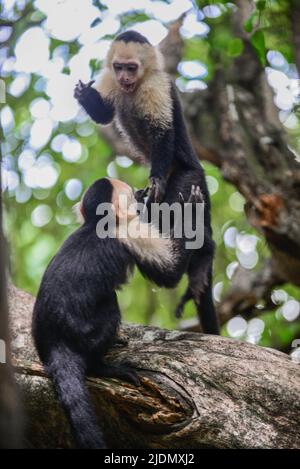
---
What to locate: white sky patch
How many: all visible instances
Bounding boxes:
[150,0,191,22]
[0,105,14,131]
[229,191,245,212]
[236,249,258,269]
[206,175,219,195]
[271,289,288,305]
[62,138,82,162]
[15,27,50,73]
[18,149,36,171]
[5,170,19,191]
[29,118,53,149]
[46,73,79,121]
[181,12,210,39]
[79,17,120,45]
[267,50,288,70]
[185,80,208,91]
[41,57,65,80]
[0,25,12,42]
[9,73,31,98]
[227,316,247,338]
[178,60,208,79]
[24,160,59,189]
[64,178,83,200]
[236,234,257,254]
[116,156,133,168]
[130,20,168,46]
[51,134,69,153]
[282,300,300,322]
[274,88,294,111]
[37,0,100,42]
[15,184,32,203]
[31,204,53,227]
[213,281,223,302]
[246,318,265,344]
[1,57,15,76]
[203,5,222,18]
[107,161,118,178]
[282,113,298,130]
[30,98,51,119]
[223,226,237,249]
[226,261,238,279]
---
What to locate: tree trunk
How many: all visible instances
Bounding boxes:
[9,285,300,449]
[0,128,21,448]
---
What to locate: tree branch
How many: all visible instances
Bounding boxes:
[9,285,300,449]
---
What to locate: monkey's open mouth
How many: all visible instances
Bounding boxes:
[120,83,136,93]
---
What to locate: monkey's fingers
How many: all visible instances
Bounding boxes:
[178,192,185,205]
[195,185,204,203]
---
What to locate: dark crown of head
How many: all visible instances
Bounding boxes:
[115,30,151,45]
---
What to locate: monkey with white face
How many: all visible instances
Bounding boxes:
[32,177,198,449]
[74,31,219,334]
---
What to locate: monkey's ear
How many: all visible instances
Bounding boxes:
[73,202,85,224]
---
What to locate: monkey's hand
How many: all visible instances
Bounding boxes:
[148,177,166,203]
[74,80,96,105]
[134,186,149,204]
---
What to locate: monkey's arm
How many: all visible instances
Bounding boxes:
[74,80,115,125]
[135,186,202,288]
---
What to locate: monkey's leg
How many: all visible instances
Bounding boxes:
[174,287,193,319]
[188,252,220,335]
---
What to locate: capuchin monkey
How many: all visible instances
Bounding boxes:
[74,31,219,334]
[32,178,199,449]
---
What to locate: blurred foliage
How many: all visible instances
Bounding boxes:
[0,0,300,350]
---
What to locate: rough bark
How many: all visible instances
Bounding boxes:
[0,135,21,448]
[9,285,300,449]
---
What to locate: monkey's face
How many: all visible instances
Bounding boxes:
[110,178,138,220]
[75,178,137,225]
[112,59,141,93]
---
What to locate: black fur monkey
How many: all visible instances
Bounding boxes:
[32,178,199,449]
[74,31,219,334]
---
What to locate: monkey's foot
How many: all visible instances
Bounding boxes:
[174,304,184,319]
[114,333,129,347]
[188,185,203,204]
[97,363,140,387]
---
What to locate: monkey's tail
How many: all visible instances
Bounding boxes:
[45,345,105,449]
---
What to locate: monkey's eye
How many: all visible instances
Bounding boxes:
[113,63,123,72]
[127,64,138,72]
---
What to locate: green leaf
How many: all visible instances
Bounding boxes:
[251,30,266,65]
[227,38,244,57]
[244,11,258,33]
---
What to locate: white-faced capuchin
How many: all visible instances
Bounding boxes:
[32,177,199,449]
[74,31,219,334]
